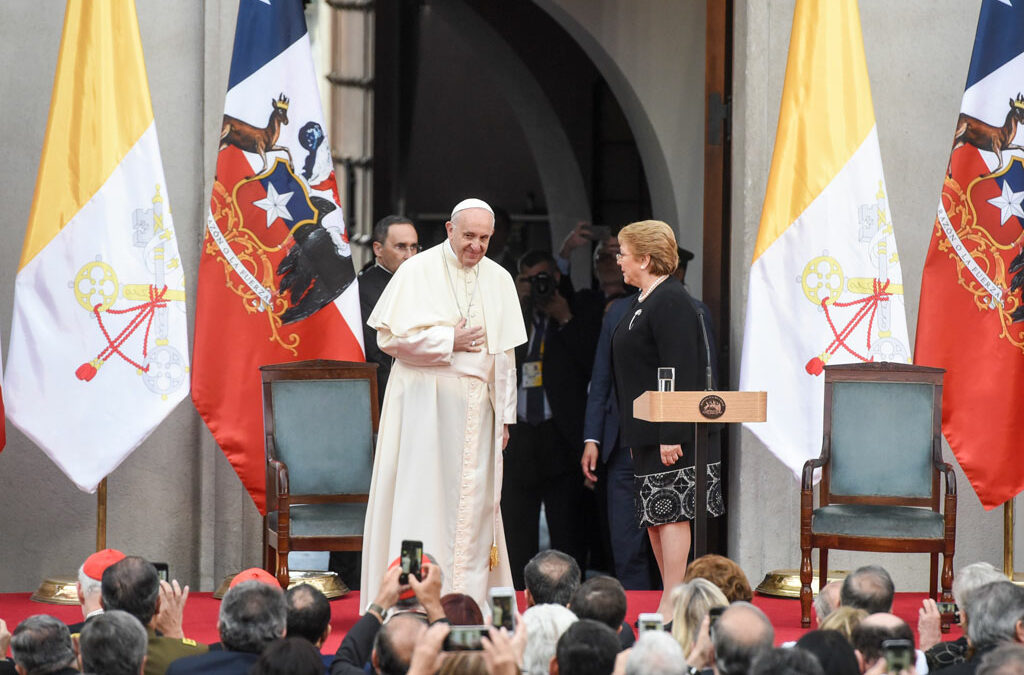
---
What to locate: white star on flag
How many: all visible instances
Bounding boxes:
[253,183,294,228]
[987,179,1024,225]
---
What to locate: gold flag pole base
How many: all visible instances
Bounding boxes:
[32,478,110,604]
[213,570,350,600]
[755,568,850,598]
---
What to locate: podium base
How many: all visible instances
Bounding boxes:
[756,568,849,598]
[213,570,350,599]
[31,576,79,605]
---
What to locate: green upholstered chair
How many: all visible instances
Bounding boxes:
[261,359,379,588]
[800,362,956,629]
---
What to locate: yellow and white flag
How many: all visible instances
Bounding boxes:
[738,0,911,478]
[5,1,188,492]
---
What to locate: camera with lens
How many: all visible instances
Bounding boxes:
[528,272,557,304]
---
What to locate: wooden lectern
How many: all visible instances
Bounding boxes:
[634,390,767,557]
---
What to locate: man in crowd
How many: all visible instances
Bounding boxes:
[813,580,842,627]
[978,644,1024,675]
[841,565,895,615]
[552,619,620,675]
[503,250,601,584]
[78,610,148,675]
[711,602,775,675]
[523,549,581,607]
[286,584,332,666]
[933,581,1024,674]
[332,554,445,675]
[922,562,1005,670]
[625,631,687,675]
[568,576,634,649]
[361,198,526,609]
[9,615,78,675]
[851,612,916,674]
[166,581,286,675]
[68,548,126,634]
[101,556,207,675]
[358,214,419,404]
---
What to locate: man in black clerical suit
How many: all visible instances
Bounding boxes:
[358,215,419,405]
[503,249,602,587]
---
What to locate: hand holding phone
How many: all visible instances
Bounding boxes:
[442,625,490,651]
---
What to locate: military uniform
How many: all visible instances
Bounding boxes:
[145,628,208,675]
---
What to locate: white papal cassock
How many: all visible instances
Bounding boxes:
[361,240,527,609]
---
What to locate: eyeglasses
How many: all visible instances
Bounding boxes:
[393,244,421,253]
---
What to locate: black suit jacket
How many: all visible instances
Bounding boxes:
[611,281,704,448]
[512,289,601,471]
[329,612,382,675]
[165,649,260,675]
[358,263,393,404]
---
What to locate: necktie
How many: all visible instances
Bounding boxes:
[526,315,546,425]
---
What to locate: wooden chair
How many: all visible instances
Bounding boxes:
[261,359,379,588]
[800,362,956,629]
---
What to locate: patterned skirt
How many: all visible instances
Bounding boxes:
[631,443,725,529]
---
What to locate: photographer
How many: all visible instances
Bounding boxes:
[503,250,602,588]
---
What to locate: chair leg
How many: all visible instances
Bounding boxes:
[276,548,290,589]
[929,553,938,599]
[940,552,954,634]
[819,549,829,592]
[800,546,813,628]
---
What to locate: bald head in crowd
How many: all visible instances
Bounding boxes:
[713,602,775,675]
[372,613,427,675]
[841,565,894,615]
[851,612,914,672]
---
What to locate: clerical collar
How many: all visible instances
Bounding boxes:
[374,260,394,276]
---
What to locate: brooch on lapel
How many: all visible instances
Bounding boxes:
[629,308,642,330]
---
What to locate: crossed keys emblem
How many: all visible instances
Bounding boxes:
[72,186,188,398]
[802,182,910,375]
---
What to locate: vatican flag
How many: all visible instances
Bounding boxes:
[738,0,911,478]
[4,1,189,492]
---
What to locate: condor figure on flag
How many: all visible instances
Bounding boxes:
[360,198,526,611]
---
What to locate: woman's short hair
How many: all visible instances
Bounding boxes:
[818,606,868,642]
[617,220,679,276]
[441,593,484,625]
[683,554,753,603]
[670,578,729,655]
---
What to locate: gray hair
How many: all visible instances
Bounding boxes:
[978,643,1024,675]
[966,581,1024,649]
[954,562,1005,611]
[625,630,686,675]
[524,550,581,606]
[521,604,578,675]
[219,580,287,653]
[78,564,102,599]
[713,602,775,675]
[812,581,841,623]
[79,609,148,675]
[10,615,77,674]
[840,565,894,614]
[670,578,728,655]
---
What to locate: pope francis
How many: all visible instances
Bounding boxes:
[360,198,527,608]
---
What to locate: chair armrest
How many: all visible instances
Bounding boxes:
[266,458,290,514]
[935,461,957,497]
[801,456,827,492]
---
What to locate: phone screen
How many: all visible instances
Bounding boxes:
[489,588,516,632]
[400,540,423,584]
[882,639,913,672]
[442,626,489,651]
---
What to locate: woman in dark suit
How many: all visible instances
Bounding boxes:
[611,219,724,618]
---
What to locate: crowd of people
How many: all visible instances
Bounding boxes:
[5,549,1024,675]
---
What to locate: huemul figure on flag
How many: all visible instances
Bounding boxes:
[5,1,188,490]
[738,0,911,478]
[917,0,1024,509]
[192,0,363,512]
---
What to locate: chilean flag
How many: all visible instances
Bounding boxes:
[192,0,364,513]
[916,0,1024,509]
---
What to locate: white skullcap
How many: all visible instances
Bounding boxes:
[451,198,494,219]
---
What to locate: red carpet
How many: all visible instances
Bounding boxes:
[0,590,962,655]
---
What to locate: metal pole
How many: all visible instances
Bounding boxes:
[1003,499,1011,577]
[97,477,108,551]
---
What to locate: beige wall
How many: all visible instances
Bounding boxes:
[0,0,1012,594]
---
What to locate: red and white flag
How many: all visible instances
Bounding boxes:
[191,0,364,512]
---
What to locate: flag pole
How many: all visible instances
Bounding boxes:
[97,477,107,551]
[1006,500,1015,579]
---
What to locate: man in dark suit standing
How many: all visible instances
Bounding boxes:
[358,215,419,405]
[502,250,602,587]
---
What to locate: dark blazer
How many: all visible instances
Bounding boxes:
[612,280,704,448]
[165,650,260,675]
[513,289,602,461]
[358,262,393,403]
[583,295,634,460]
[329,612,382,675]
